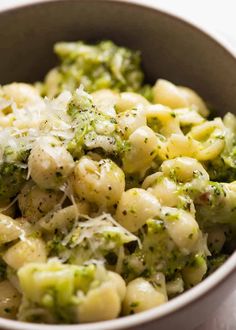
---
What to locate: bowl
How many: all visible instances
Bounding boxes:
[0,1,236,330]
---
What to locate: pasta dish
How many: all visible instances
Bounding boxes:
[0,41,235,324]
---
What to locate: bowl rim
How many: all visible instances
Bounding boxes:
[1,0,236,59]
[0,0,236,329]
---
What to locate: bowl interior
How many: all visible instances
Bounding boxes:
[0,0,236,115]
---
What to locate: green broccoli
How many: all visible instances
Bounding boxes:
[46,213,138,270]
[207,254,228,275]
[67,88,126,159]
[18,262,124,323]
[206,113,236,182]
[0,141,29,201]
[43,41,150,98]
[122,219,199,281]
[206,150,236,182]
[184,181,236,226]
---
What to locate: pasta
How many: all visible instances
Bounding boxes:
[122,275,167,315]
[117,107,147,138]
[115,92,149,113]
[115,188,161,232]
[0,40,235,324]
[122,126,158,174]
[73,156,125,210]
[18,181,63,222]
[28,136,75,189]
[182,255,207,287]
[3,237,47,270]
[0,280,21,319]
[0,214,22,245]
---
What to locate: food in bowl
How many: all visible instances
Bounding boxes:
[0,40,235,324]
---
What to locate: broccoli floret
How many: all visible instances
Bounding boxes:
[18,262,124,324]
[43,40,150,98]
[0,143,29,200]
[0,162,27,200]
[185,181,236,226]
[207,153,236,182]
[122,219,194,281]
[67,88,126,159]
[206,114,236,182]
[46,213,138,270]
[17,262,101,323]
[207,254,229,275]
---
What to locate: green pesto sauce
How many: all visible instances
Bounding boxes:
[122,219,189,281]
[43,40,152,99]
[0,162,27,200]
[67,89,128,159]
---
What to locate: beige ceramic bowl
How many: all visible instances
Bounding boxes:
[0,1,236,330]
